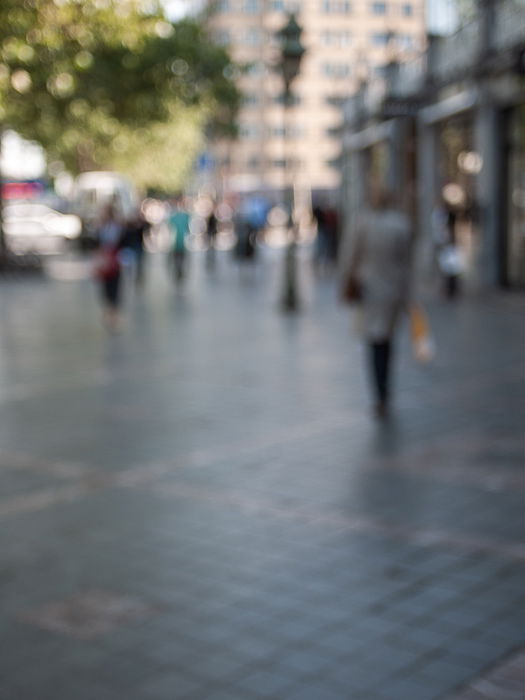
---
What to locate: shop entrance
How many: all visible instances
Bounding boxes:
[437,115,482,292]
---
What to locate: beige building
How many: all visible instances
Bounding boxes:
[207,0,426,205]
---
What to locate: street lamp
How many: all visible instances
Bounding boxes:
[277,12,305,311]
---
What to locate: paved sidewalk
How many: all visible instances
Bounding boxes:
[0,250,524,700]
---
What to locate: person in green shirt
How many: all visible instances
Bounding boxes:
[167,196,191,283]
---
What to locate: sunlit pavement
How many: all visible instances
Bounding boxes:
[1,249,524,700]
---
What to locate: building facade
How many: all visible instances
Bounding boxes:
[207,0,425,208]
[340,0,525,289]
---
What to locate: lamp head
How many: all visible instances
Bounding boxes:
[277,13,305,92]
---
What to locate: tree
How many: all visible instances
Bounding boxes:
[109,101,206,193]
[0,0,240,173]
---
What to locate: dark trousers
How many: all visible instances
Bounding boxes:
[369,340,392,404]
[173,250,186,282]
[445,273,459,299]
[101,273,121,308]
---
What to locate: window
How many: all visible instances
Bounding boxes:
[398,34,415,50]
[320,30,352,47]
[288,126,304,138]
[240,124,260,138]
[321,1,351,15]
[326,125,341,138]
[270,0,296,9]
[243,27,262,45]
[371,32,389,46]
[272,159,286,169]
[321,62,351,79]
[216,0,230,12]
[326,95,346,107]
[372,65,387,78]
[340,31,352,47]
[243,93,259,106]
[247,155,261,168]
[371,2,387,14]
[243,0,260,13]
[246,61,265,76]
[214,29,231,45]
[268,126,303,138]
[273,94,301,105]
[402,3,413,16]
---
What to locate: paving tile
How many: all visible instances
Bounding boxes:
[140,672,202,699]
[285,683,348,700]
[235,669,296,696]
[373,678,444,700]
[18,590,160,640]
[203,692,257,700]
[414,657,481,688]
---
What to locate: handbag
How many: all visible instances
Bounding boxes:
[93,247,120,280]
[342,276,362,304]
[438,244,465,275]
[410,304,435,363]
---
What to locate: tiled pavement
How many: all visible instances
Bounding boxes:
[0,250,524,700]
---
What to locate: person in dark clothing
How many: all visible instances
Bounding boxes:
[122,212,149,286]
[94,204,125,331]
[324,206,340,262]
[438,207,463,299]
[233,211,256,262]
[206,207,218,269]
[312,204,329,270]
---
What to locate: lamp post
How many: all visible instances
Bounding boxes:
[277,12,305,311]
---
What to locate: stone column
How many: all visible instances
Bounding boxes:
[389,118,410,209]
[416,116,440,282]
[474,98,501,287]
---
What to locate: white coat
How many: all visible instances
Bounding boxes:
[339,208,412,341]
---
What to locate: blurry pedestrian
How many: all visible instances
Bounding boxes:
[325,205,341,263]
[338,185,413,419]
[431,198,449,273]
[93,203,125,331]
[233,208,256,263]
[167,196,191,284]
[312,203,329,271]
[122,210,149,286]
[205,205,218,270]
[438,205,464,300]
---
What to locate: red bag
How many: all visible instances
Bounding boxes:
[93,247,120,280]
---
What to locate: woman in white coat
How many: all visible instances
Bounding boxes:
[339,187,413,419]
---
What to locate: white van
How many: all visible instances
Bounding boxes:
[72,171,139,246]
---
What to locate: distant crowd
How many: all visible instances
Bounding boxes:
[91,195,341,332]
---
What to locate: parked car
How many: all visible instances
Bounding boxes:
[3,201,82,255]
[71,171,139,247]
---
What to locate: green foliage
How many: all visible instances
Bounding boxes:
[0,0,240,180]
[110,102,206,193]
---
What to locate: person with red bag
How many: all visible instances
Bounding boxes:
[93,203,125,331]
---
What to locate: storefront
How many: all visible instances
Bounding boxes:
[340,1,525,291]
